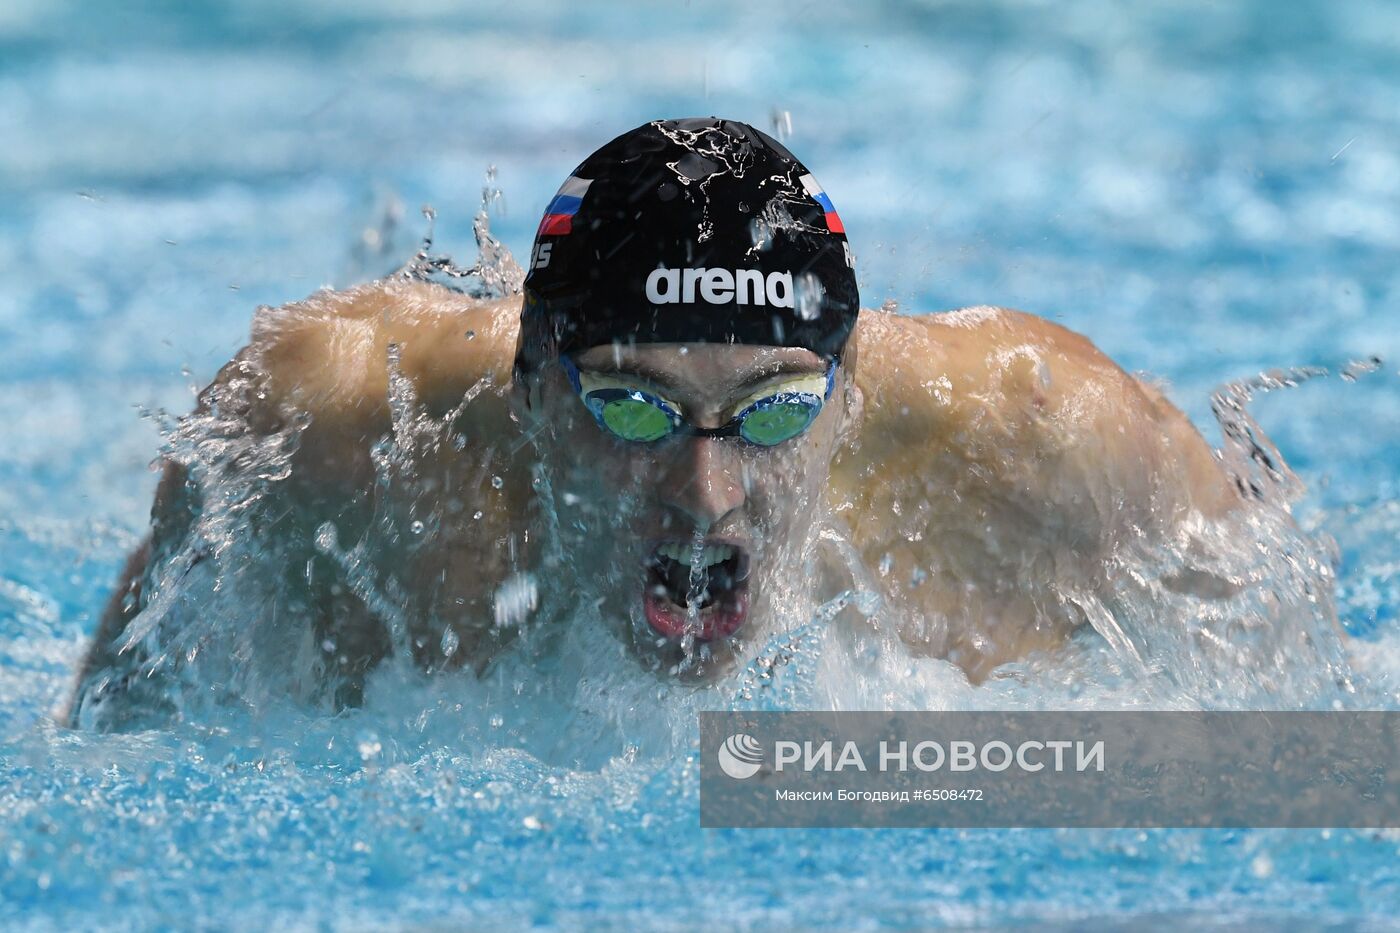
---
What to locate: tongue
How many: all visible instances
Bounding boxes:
[665,557,708,608]
[646,574,756,638]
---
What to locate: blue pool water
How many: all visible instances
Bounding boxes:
[4,0,1400,928]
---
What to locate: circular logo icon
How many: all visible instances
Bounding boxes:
[717,733,764,780]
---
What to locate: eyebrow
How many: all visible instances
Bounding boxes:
[582,358,825,394]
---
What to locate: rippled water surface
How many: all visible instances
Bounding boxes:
[4,0,1400,928]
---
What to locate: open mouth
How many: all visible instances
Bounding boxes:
[643,540,751,641]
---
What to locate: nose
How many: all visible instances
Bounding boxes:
[658,437,746,532]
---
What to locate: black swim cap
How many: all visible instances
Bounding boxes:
[516,118,859,375]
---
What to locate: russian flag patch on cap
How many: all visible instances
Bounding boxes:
[537,176,593,236]
[799,173,845,234]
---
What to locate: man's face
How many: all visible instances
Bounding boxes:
[524,342,850,675]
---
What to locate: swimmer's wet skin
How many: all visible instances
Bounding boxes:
[68,118,1240,724]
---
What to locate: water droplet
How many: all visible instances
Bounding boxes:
[465,330,476,341]
[491,475,504,490]
[440,626,460,657]
[1340,356,1382,382]
[794,271,825,321]
[769,108,793,141]
[878,553,894,576]
[409,520,425,535]
[493,572,539,628]
[314,522,338,554]
[357,735,383,761]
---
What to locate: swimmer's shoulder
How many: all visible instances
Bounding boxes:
[248,278,521,429]
[846,304,1236,522]
[190,278,527,510]
[852,303,1170,438]
[853,304,1108,389]
[848,305,1067,454]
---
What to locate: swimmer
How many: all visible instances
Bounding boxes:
[69,118,1238,723]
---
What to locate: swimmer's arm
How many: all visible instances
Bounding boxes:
[248,278,530,661]
[65,470,171,725]
[835,307,1240,678]
[997,308,1238,526]
[68,281,524,720]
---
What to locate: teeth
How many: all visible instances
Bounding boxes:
[656,542,735,568]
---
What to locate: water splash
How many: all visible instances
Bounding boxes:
[1065,358,1387,705]
[1211,364,1331,504]
[394,168,524,297]
[683,530,706,641]
[1340,355,1384,383]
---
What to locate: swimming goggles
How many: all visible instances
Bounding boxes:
[560,355,837,446]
